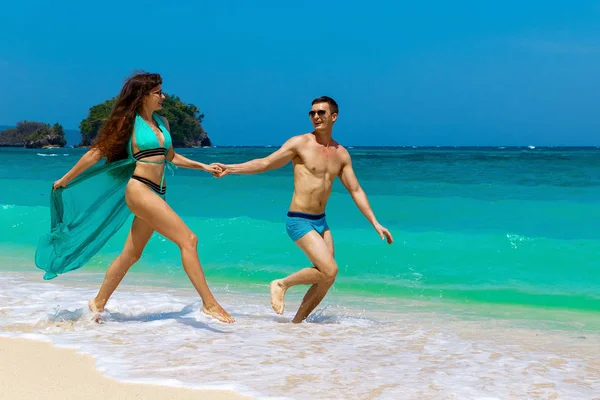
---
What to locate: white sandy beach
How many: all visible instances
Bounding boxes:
[1,270,600,399]
[0,337,253,400]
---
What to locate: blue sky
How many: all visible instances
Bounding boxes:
[1,1,599,146]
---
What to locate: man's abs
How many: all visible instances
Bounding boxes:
[289,176,333,214]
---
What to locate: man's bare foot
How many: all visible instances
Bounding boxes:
[270,280,287,315]
[202,303,236,323]
[88,299,104,323]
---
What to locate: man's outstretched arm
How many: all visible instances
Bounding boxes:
[216,136,302,176]
[339,150,393,244]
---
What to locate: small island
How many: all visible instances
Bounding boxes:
[78,93,212,147]
[0,93,212,149]
[0,121,67,148]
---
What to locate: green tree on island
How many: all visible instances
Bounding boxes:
[79,94,212,147]
[0,121,67,148]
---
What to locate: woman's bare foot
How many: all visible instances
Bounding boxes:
[270,280,287,315]
[88,299,104,323]
[202,303,236,323]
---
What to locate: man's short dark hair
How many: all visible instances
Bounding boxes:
[312,96,338,114]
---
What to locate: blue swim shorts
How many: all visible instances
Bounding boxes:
[285,211,329,242]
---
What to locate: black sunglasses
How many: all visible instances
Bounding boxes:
[308,110,328,118]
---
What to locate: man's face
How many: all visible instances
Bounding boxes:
[309,102,337,131]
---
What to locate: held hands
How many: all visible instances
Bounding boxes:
[208,163,230,178]
[203,163,223,175]
[374,222,394,244]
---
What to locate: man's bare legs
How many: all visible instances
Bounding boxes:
[270,229,337,322]
[291,229,335,323]
[89,216,154,319]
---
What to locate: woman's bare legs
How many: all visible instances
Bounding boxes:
[89,216,154,316]
[124,181,235,323]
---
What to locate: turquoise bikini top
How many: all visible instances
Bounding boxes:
[128,113,173,155]
[128,113,176,190]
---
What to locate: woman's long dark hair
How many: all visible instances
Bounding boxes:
[93,72,162,162]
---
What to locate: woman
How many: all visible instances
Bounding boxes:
[36,72,234,323]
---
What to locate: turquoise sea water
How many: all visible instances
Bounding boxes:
[2,146,599,311]
[1,146,599,399]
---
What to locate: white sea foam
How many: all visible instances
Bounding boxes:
[506,233,532,249]
[0,272,598,400]
[33,152,69,157]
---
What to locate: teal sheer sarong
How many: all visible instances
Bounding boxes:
[35,159,136,280]
[36,113,176,280]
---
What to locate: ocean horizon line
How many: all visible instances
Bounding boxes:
[18,144,600,150]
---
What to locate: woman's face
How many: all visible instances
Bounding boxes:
[144,85,165,112]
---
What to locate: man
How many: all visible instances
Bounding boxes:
[215,96,393,323]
